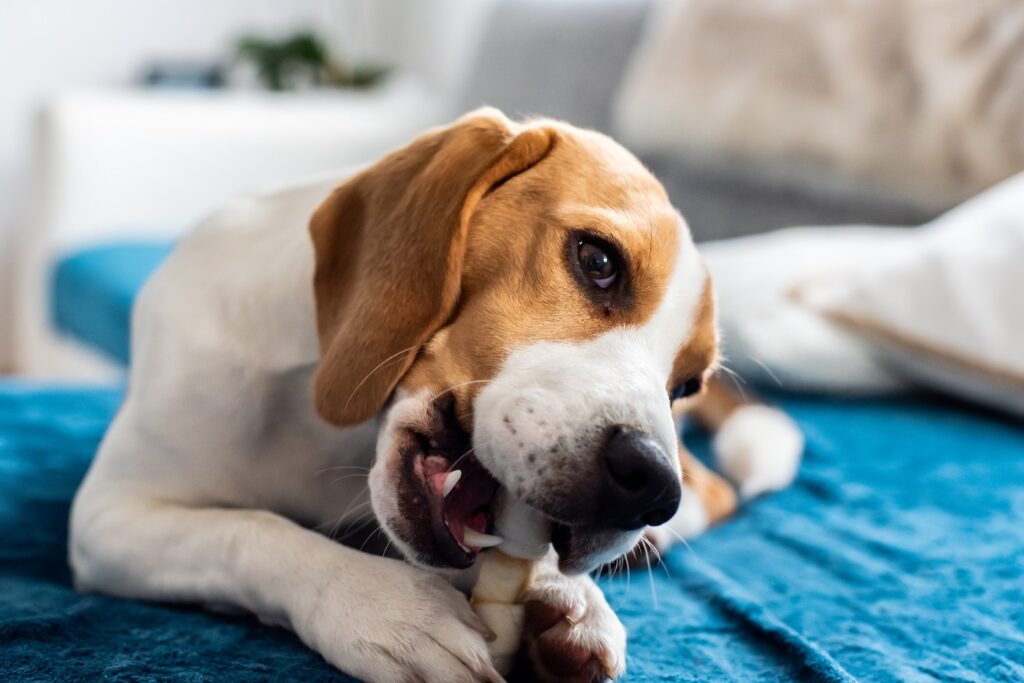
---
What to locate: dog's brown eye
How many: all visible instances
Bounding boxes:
[578,241,617,288]
[670,377,703,402]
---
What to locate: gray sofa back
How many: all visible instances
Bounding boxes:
[458,0,935,240]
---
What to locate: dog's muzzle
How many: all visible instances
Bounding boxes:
[386,395,681,574]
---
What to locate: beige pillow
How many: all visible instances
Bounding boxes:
[799,173,1024,416]
[615,0,1024,209]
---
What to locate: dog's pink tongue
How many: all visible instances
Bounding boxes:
[423,456,450,496]
[465,511,488,533]
[439,459,500,532]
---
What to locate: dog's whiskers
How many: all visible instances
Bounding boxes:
[714,356,742,380]
[313,464,372,485]
[645,536,665,567]
[715,360,750,400]
[327,473,372,489]
[358,525,386,554]
[341,511,380,537]
[428,379,491,404]
[659,523,699,566]
[444,438,493,473]
[330,472,370,486]
[340,506,376,539]
[325,501,373,541]
[746,354,784,388]
[320,491,372,539]
[641,536,659,609]
[624,549,633,596]
[343,345,419,411]
[314,464,371,478]
[611,555,625,583]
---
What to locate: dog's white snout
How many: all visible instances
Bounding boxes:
[476,387,570,499]
[474,335,682,518]
[500,389,565,453]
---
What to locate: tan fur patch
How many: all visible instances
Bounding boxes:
[310,109,711,429]
[309,110,554,426]
[401,126,685,427]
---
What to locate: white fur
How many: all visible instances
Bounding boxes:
[67,132,778,681]
[714,405,804,499]
[71,174,704,682]
[69,175,507,683]
[522,555,628,680]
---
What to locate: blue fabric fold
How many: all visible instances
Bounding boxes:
[1,383,1022,681]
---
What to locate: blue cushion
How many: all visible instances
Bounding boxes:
[51,242,174,365]
[1,382,1022,681]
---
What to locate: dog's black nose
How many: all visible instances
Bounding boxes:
[598,426,682,530]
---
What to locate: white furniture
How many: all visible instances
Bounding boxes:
[15,81,447,378]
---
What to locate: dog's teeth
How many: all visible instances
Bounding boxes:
[462,528,504,549]
[442,470,462,497]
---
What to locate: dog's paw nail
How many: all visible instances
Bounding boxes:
[565,601,586,624]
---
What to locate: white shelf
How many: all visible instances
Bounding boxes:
[15,81,450,377]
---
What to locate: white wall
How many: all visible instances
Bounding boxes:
[0,0,321,369]
[0,0,486,370]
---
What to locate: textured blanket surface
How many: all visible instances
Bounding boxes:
[2,382,1022,682]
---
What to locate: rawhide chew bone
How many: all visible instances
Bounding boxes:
[470,491,551,674]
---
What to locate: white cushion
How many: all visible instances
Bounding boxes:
[800,172,1024,416]
[701,227,912,394]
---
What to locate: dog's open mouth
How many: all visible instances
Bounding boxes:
[399,395,583,570]
[405,398,503,568]
[417,452,502,567]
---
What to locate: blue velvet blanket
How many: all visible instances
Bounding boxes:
[2,382,1022,681]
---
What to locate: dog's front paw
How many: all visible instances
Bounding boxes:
[301,558,503,683]
[521,574,626,683]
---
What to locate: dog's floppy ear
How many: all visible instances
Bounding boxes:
[310,108,555,426]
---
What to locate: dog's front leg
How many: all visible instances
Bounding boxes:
[70,497,502,683]
[519,550,627,683]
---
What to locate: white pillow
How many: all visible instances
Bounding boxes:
[799,172,1024,416]
[701,227,913,394]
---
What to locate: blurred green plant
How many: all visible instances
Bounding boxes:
[235,31,389,91]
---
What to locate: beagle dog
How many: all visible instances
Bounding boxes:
[69,109,801,683]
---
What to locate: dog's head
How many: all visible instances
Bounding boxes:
[310,109,717,574]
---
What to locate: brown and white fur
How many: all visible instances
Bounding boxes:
[69,109,801,683]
